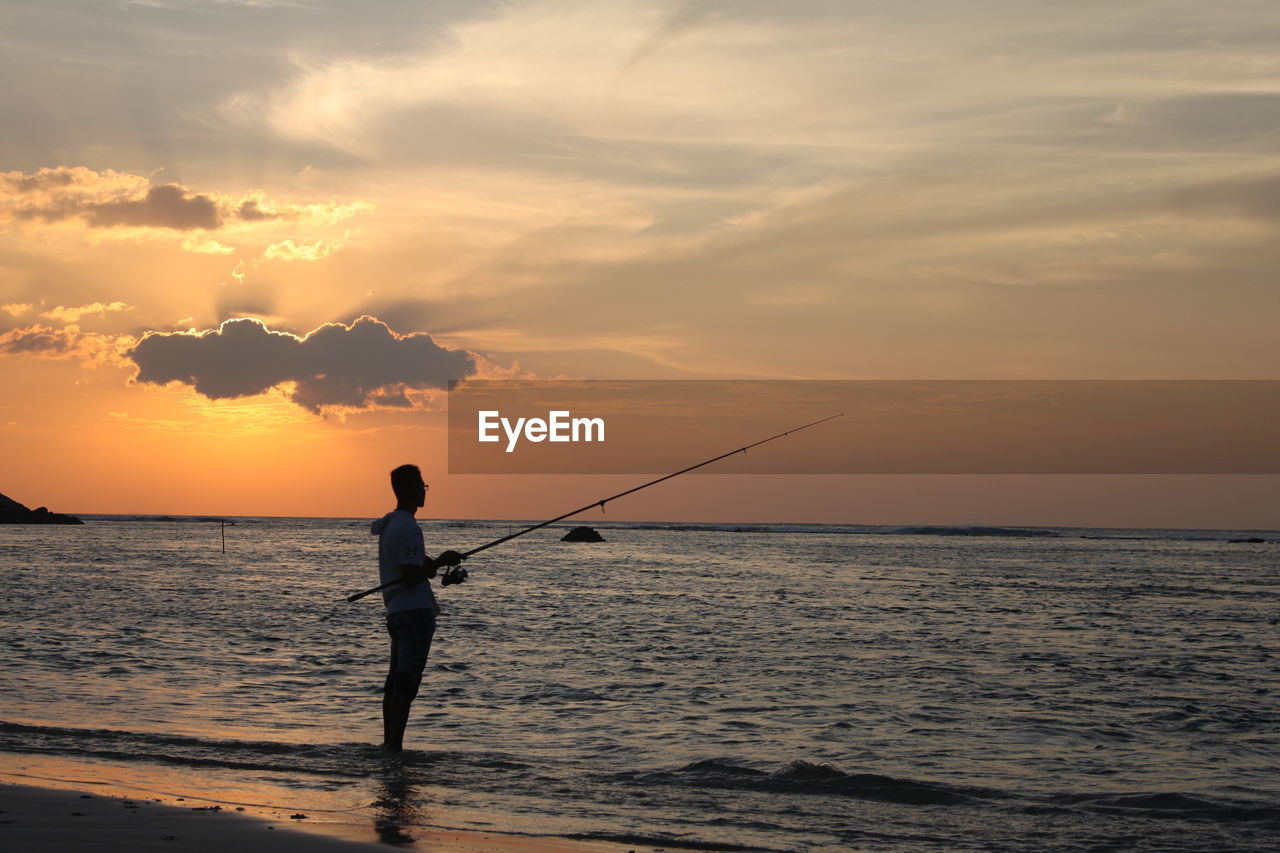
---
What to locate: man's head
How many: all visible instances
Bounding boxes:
[390,464,427,508]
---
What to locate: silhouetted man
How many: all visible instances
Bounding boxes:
[372,464,464,752]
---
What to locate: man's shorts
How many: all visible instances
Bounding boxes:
[385,608,437,698]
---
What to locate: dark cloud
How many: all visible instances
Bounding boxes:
[0,322,127,366]
[3,169,365,234]
[129,316,479,413]
[2,168,77,193]
[12,199,80,224]
[85,184,221,230]
[237,199,281,222]
[0,324,80,356]
[366,387,414,408]
[14,183,222,230]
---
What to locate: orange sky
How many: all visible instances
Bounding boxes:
[2,2,1278,527]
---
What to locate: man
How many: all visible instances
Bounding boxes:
[371,464,465,752]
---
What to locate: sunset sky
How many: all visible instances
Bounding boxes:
[2,1,1278,526]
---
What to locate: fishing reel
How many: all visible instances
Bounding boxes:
[441,565,468,586]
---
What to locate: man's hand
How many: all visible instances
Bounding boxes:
[401,551,462,588]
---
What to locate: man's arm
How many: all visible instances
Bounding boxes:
[398,560,435,587]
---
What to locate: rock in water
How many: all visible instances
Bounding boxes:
[561,525,605,542]
[0,491,83,524]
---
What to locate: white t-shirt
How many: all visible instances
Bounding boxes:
[371,510,440,615]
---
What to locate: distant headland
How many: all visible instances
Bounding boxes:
[0,492,83,525]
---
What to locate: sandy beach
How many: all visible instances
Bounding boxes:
[0,782,649,853]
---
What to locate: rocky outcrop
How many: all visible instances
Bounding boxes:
[560,525,604,542]
[0,492,83,524]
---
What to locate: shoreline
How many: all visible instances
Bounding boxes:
[0,776,663,853]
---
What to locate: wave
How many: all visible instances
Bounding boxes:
[609,758,1279,827]
[567,831,769,852]
[5,721,1276,831]
[1048,791,1280,824]
[883,525,1061,538]
[0,720,373,779]
[78,515,246,524]
[613,758,997,806]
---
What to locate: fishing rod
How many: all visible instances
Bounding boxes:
[345,412,843,603]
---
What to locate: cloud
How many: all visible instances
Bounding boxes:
[84,184,221,230]
[1,167,370,236]
[181,236,237,254]
[217,1,788,159]
[0,323,133,366]
[13,182,221,230]
[2,303,33,317]
[0,324,82,356]
[237,199,279,221]
[40,301,133,323]
[128,315,481,414]
[2,168,80,194]
[261,239,339,261]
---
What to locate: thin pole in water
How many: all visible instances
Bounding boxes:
[221,519,226,553]
[346,413,843,603]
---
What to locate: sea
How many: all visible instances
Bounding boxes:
[0,516,1277,852]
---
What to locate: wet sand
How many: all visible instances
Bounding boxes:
[0,783,650,853]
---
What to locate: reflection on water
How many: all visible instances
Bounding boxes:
[373,756,423,845]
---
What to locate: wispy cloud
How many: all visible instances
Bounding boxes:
[40,301,134,324]
[181,236,237,254]
[217,0,830,162]
[261,238,340,262]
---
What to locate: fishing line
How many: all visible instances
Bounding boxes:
[346,413,843,603]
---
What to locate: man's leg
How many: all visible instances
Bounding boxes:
[383,620,402,749]
[383,675,406,749]
[383,610,436,751]
[384,683,414,751]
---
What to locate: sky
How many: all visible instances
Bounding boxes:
[1,0,1278,526]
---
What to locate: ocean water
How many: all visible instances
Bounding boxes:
[1,517,1278,851]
